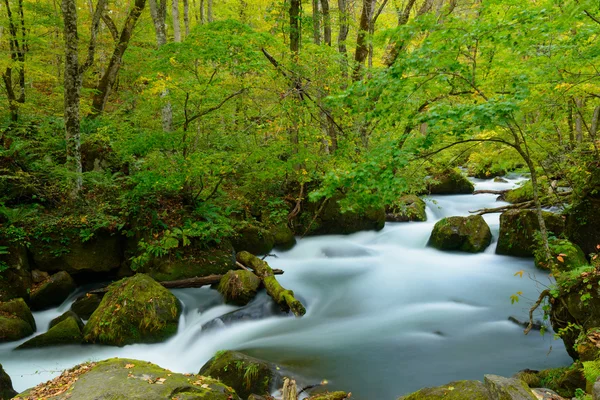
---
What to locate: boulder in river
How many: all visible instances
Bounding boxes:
[199,350,282,399]
[427,169,474,195]
[29,270,76,311]
[533,238,587,272]
[399,375,537,399]
[83,274,181,346]
[496,209,565,257]
[0,298,36,342]
[50,310,85,331]
[218,270,261,306]
[0,363,17,400]
[428,215,492,253]
[70,293,103,320]
[231,225,276,255]
[270,223,296,249]
[17,314,83,349]
[386,195,427,222]
[15,358,240,400]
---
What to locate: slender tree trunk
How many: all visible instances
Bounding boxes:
[353,0,375,81]
[290,0,301,53]
[2,0,27,122]
[61,0,83,195]
[183,0,190,36]
[320,0,331,46]
[207,0,213,22]
[337,0,349,83]
[575,98,584,143]
[567,101,575,148]
[312,0,320,45]
[172,0,181,41]
[90,0,147,116]
[200,0,205,23]
[149,0,172,131]
[384,0,417,66]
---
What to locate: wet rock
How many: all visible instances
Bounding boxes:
[83,274,181,346]
[494,177,508,183]
[29,271,76,311]
[218,270,261,306]
[231,225,275,255]
[199,350,281,400]
[202,291,289,331]
[307,392,350,400]
[271,223,296,249]
[31,269,49,284]
[17,316,83,349]
[496,210,565,257]
[0,363,17,400]
[399,380,491,399]
[429,215,492,253]
[15,358,240,400]
[530,388,567,399]
[484,374,537,399]
[0,298,36,342]
[386,195,427,222]
[428,169,474,195]
[70,293,103,320]
[50,310,84,331]
[30,232,122,275]
[0,244,31,302]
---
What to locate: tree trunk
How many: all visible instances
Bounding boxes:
[290,0,301,53]
[149,0,172,131]
[61,0,83,196]
[207,0,213,22]
[2,0,27,122]
[384,0,417,66]
[90,0,147,116]
[353,0,375,81]
[183,0,190,36]
[200,0,205,23]
[172,0,181,41]
[337,0,349,82]
[320,0,331,46]
[312,0,320,45]
[575,97,584,143]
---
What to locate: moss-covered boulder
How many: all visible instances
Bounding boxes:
[29,271,76,311]
[83,274,181,346]
[428,169,475,195]
[295,194,385,236]
[135,241,236,281]
[533,238,587,272]
[429,215,492,253]
[199,350,281,399]
[0,363,17,400]
[399,380,491,400]
[386,195,427,222]
[307,392,350,400]
[271,223,296,249]
[0,243,32,302]
[566,196,600,258]
[231,225,275,255]
[218,270,261,306]
[496,210,565,257]
[483,374,536,399]
[50,310,84,331]
[0,298,36,342]
[15,358,240,400]
[30,231,122,275]
[17,315,82,349]
[70,293,103,320]
[505,181,534,204]
[514,364,586,399]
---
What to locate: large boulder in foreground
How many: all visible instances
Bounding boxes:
[496,210,565,257]
[386,195,427,222]
[0,363,17,400]
[29,271,76,311]
[428,169,474,195]
[429,215,492,253]
[199,350,281,399]
[0,298,36,342]
[15,358,240,400]
[218,270,261,306]
[83,274,181,346]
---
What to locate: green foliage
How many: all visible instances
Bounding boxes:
[582,360,600,384]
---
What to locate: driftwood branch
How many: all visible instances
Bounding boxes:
[88,269,283,294]
[473,189,508,195]
[524,289,551,335]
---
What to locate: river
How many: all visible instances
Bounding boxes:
[0,176,572,399]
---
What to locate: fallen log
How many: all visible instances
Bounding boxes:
[469,191,571,215]
[88,269,283,295]
[237,251,306,317]
[473,189,508,195]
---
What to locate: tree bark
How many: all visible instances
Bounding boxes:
[290,0,301,53]
[337,0,349,82]
[90,0,147,116]
[383,0,417,67]
[320,0,331,46]
[172,0,181,42]
[149,0,168,46]
[200,0,205,23]
[237,251,306,317]
[183,0,190,36]
[207,0,213,22]
[353,0,375,81]
[2,0,28,122]
[312,0,320,45]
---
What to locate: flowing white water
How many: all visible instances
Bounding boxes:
[0,176,572,399]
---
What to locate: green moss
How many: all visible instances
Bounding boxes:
[231,225,275,255]
[400,380,490,400]
[17,316,82,349]
[534,364,586,398]
[387,195,427,222]
[218,270,261,306]
[83,274,181,346]
[534,238,587,272]
[496,210,565,257]
[429,215,492,253]
[428,169,474,195]
[0,297,35,330]
[270,223,296,249]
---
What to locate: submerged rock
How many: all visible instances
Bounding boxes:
[199,350,281,399]
[429,215,492,253]
[428,169,474,195]
[386,195,427,222]
[15,358,240,400]
[0,363,17,400]
[29,271,76,311]
[0,298,36,342]
[496,210,565,257]
[17,316,82,349]
[83,274,181,346]
[50,310,84,331]
[70,293,103,320]
[218,270,261,306]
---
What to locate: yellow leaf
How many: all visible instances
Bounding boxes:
[557,255,564,263]
[125,364,135,369]
[514,270,524,278]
